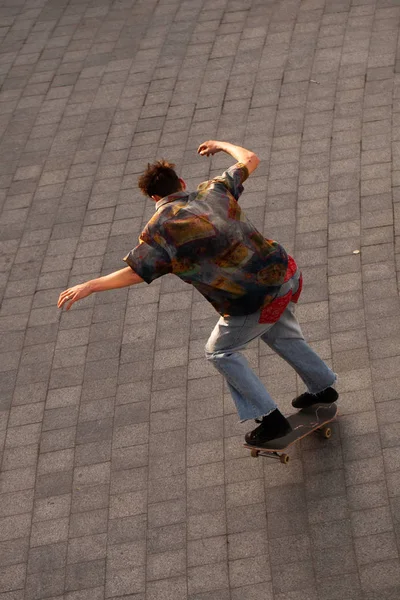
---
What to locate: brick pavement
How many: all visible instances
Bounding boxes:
[1,0,400,598]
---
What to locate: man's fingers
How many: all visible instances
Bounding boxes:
[198,147,211,156]
[65,297,75,311]
[198,143,218,157]
[65,293,78,311]
[57,294,67,308]
[58,296,68,309]
[58,289,75,309]
[198,142,213,155]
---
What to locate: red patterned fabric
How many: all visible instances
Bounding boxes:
[258,256,302,324]
[259,290,293,324]
[284,255,297,282]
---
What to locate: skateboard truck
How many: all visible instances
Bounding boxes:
[250,449,290,464]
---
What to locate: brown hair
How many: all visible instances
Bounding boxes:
[138,159,181,198]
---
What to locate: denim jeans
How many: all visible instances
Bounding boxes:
[205,275,336,422]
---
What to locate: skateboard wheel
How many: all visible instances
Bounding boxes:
[322,427,332,439]
[280,453,290,465]
[250,449,259,458]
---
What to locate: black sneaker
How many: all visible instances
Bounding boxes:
[292,386,338,409]
[245,409,292,446]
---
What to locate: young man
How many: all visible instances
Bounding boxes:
[58,140,337,446]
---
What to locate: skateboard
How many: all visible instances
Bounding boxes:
[243,403,338,464]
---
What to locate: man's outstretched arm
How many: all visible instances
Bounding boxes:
[57,266,144,311]
[197,140,260,175]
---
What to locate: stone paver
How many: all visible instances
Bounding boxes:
[1,0,400,598]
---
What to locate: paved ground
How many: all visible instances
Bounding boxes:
[1,0,400,598]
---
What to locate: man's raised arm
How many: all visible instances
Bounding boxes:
[197,140,260,175]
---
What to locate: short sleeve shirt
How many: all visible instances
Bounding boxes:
[124,163,289,317]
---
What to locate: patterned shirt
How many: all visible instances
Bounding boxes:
[124,164,289,317]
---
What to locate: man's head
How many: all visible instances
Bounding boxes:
[138,160,186,201]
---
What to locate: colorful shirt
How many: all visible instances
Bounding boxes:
[124,163,290,317]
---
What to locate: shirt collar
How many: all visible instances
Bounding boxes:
[155,191,189,211]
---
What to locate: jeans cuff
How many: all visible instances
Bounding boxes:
[239,406,276,424]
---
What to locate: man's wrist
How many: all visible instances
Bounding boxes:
[218,141,245,162]
[87,279,97,293]
[217,141,230,154]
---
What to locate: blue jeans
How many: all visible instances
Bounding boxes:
[205,276,336,422]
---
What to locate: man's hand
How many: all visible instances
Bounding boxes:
[58,282,93,311]
[197,141,221,156]
[197,140,259,175]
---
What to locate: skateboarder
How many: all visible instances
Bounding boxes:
[58,140,338,446]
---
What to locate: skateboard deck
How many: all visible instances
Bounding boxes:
[243,403,338,464]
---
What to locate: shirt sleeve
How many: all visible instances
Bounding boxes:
[123,235,172,284]
[212,162,249,201]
